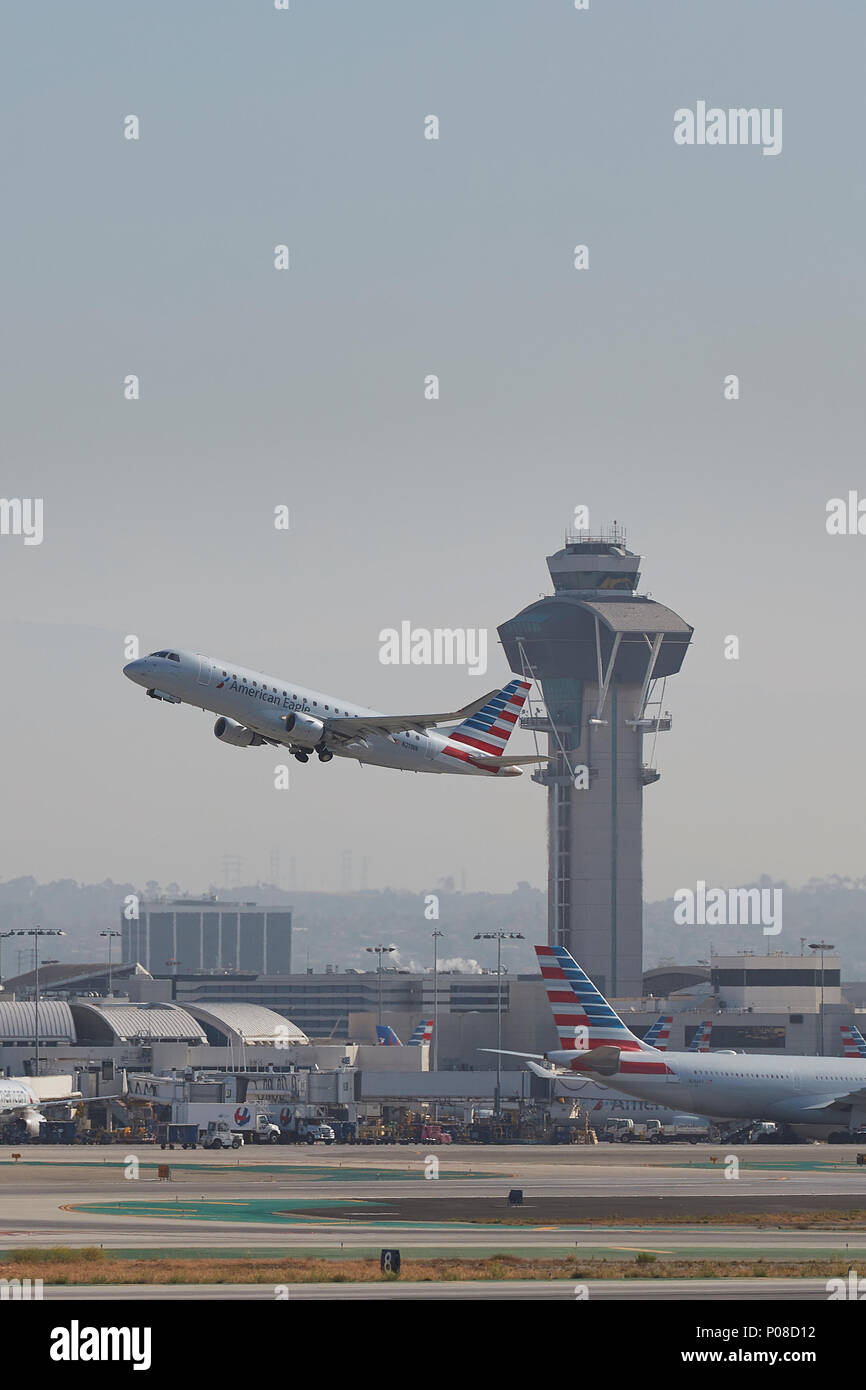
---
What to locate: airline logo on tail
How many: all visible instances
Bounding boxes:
[376,1025,401,1046]
[643,1015,673,1051]
[443,679,531,764]
[688,1021,713,1053]
[841,1024,866,1059]
[408,1019,434,1045]
[536,944,671,1075]
[376,1019,435,1046]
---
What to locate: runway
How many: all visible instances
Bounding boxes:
[37,1278,834,1301]
[1,1143,864,1260]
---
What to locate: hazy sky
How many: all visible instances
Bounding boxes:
[2,1,864,902]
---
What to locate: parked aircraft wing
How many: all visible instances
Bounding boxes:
[793,1087,866,1111]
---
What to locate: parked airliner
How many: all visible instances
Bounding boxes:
[493,945,866,1134]
[123,649,544,777]
[0,1078,87,1136]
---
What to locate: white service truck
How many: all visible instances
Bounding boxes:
[173,1103,281,1145]
[601,1115,712,1144]
[201,1119,243,1150]
[276,1108,336,1145]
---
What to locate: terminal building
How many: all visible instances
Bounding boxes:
[2,950,861,1078]
[120,897,292,975]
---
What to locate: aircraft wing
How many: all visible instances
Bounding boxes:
[38,1094,106,1108]
[325,690,501,739]
[478,1048,547,1060]
[791,1086,866,1112]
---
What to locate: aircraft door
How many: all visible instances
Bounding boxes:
[196,655,213,687]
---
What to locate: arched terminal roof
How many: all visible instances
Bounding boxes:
[643,964,711,996]
[0,1000,75,1043]
[71,1002,207,1044]
[186,1003,309,1046]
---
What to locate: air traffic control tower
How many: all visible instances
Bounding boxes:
[498,528,693,998]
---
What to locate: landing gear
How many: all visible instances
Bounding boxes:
[294,751,309,763]
[317,748,333,762]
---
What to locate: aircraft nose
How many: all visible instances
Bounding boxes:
[123,658,148,683]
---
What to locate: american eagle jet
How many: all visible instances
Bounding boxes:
[123,648,543,776]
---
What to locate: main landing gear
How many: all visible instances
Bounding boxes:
[292,747,334,763]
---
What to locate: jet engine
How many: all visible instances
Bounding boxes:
[282,711,326,748]
[214,717,266,747]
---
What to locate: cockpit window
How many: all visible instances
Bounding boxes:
[167,652,180,661]
[149,650,169,658]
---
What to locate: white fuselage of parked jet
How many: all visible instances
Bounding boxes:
[550,1074,706,1128]
[123,648,541,777]
[547,1047,866,1129]
[0,1079,40,1113]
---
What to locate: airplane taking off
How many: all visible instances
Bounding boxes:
[376,1019,434,1046]
[123,649,545,777]
[490,945,866,1134]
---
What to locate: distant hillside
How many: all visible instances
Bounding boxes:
[1,875,864,980]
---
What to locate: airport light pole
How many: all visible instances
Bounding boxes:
[366,944,396,1026]
[15,928,65,1077]
[0,930,16,994]
[431,929,443,1073]
[809,941,835,1057]
[100,929,121,997]
[431,929,444,1122]
[474,931,524,1118]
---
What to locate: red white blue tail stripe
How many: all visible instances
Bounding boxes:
[841,1024,866,1059]
[408,1019,434,1045]
[443,678,530,764]
[536,944,672,1075]
[688,1020,713,1053]
[642,1014,673,1051]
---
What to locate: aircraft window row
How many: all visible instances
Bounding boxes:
[211,676,354,718]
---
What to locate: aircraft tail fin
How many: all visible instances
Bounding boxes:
[376,1025,402,1046]
[642,1014,673,1051]
[444,678,531,758]
[535,944,645,1053]
[841,1024,866,1058]
[688,1021,713,1053]
[408,1019,434,1045]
